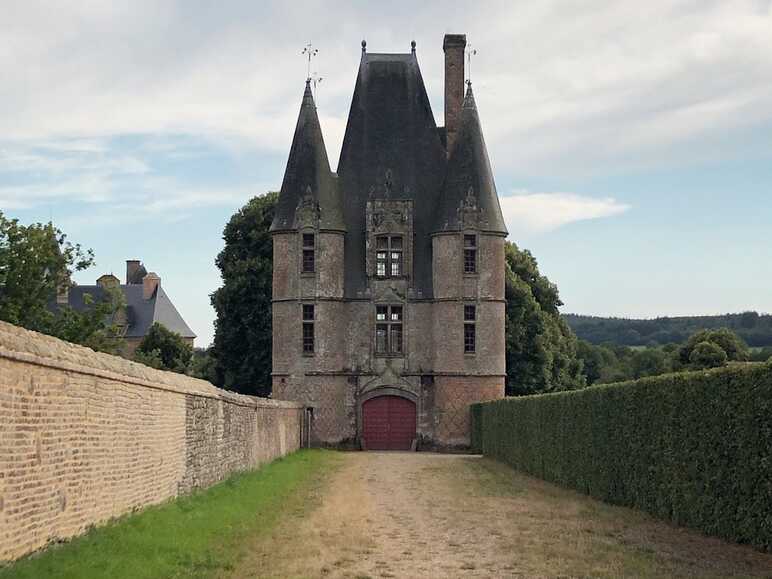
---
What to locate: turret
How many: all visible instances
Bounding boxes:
[432,81,506,377]
[270,80,344,234]
[435,82,507,237]
[271,80,346,385]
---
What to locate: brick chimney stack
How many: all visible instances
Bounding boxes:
[443,33,466,155]
[142,272,160,300]
[126,260,141,284]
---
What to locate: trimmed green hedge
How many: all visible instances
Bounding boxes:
[472,363,772,551]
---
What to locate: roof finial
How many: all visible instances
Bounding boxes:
[411,40,416,53]
[301,42,318,81]
[361,39,367,54]
[466,44,477,84]
[311,70,323,100]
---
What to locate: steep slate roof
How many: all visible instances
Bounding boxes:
[274,44,505,298]
[271,80,344,232]
[435,83,508,235]
[56,284,196,339]
[337,50,447,298]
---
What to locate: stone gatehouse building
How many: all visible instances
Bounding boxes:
[271,34,506,450]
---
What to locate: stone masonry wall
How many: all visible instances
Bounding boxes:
[0,321,303,563]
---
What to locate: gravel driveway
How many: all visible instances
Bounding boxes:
[231,452,772,578]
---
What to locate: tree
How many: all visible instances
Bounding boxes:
[48,285,126,353]
[210,192,277,396]
[188,347,219,383]
[679,328,749,366]
[0,211,124,352]
[504,242,585,395]
[689,340,728,369]
[630,347,671,379]
[134,322,193,373]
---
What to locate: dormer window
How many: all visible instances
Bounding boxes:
[302,233,315,273]
[375,235,403,278]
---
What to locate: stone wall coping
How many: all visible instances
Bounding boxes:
[0,321,302,410]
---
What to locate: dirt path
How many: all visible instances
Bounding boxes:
[231,452,772,578]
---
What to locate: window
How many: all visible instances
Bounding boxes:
[302,304,314,354]
[375,305,403,355]
[302,233,315,273]
[375,235,403,278]
[464,304,476,353]
[464,234,477,274]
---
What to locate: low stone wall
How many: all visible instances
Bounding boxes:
[0,321,304,562]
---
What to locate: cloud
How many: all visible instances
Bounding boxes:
[0,1,771,176]
[499,192,630,233]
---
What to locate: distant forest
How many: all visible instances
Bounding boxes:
[564,312,772,348]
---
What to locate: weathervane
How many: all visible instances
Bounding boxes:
[301,42,318,81]
[466,44,477,84]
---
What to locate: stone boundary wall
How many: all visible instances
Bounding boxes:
[0,321,304,562]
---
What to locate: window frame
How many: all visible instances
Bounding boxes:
[374,235,404,279]
[301,232,316,274]
[463,233,477,275]
[464,303,476,354]
[302,303,315,355]
[374,304,404,356]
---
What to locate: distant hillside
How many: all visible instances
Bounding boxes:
[563,312,772,347]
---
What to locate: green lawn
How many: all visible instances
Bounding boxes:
[0,450,338,579]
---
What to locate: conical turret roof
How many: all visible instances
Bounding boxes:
[435,83,507,235]
[271,80,344,232]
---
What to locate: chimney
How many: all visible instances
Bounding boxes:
[126,260,141,284]
[142,272,160,300]
[443,33,467,155]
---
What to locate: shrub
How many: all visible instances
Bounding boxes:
[679,328,749,366]
[472,364,772,551]
[689,340,727,369]
[135,322,193,373]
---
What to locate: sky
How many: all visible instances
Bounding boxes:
[2,0,772,347]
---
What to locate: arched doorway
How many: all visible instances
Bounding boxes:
[362,395,416,450]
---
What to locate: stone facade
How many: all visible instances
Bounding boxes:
[0,321,303,563]
[271,34,507,450]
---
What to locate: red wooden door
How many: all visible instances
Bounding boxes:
[362,396,416,450]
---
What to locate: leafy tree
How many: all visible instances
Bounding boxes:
[188,347,219,383]
[679,328,749,366]
[750,346,772,363]
[0,211,92,328]
[134,322,193,373]
[630,347,671,379]
[210,192,277,396]
[565,311,772,348]
[48,285,127,353]
[504,242,585,395]
[689,340,728,369]
[740,310,759,329]
[0,211,124,352]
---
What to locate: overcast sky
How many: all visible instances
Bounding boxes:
[3,0,772,346]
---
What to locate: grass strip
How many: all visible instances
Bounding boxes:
[1,449,338,579]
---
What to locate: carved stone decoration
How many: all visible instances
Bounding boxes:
[295,185,320,228]
[458,184,488,229]
[365,198,414,281]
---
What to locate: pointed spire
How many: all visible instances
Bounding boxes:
[434,82,508,235]
[463,80,476,109]
[270,81,344,232]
